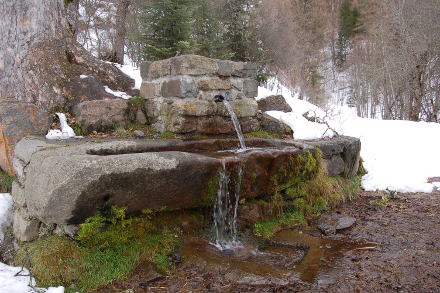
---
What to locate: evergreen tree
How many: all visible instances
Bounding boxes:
[222,0,252,61]
[337,0,360,66]
[137,0,197,60]
[192,0,228,59]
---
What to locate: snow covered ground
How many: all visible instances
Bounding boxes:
[258,80,440,193]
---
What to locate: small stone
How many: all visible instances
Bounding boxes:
[136,109,147,125]
[13,209,40,242]
[133,130,145,138]
[336,216,356,230]
[11,181,26,208]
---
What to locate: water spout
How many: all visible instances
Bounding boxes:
[223,100,246,150]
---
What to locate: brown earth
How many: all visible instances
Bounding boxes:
[98,190,440,292]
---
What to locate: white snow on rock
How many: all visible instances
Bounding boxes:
[46,113,76,140]
[0,262,64,293]
[103,85,132,99]
[79,74,89,79]
[0,193,13,243]
[258,81,440,193]
[105,61,142,90]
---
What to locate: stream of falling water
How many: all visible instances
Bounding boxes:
[211,100,247,250]
[212,160,243,250]
[223,100,246,150]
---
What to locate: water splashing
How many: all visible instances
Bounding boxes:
[212,160,243,250]
[223,100,246,150]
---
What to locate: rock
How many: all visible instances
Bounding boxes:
[238,203,264,227]
[257,95,292,112]
[0,101,49,174]
[257,112,292,135]
[243,79,259,98]
[140,82,159,98]
[305,136,361,177]
[12,136,53,185]
[72,99,128,133]
[136,109,148,125]
[140,61,152,80]
[13,208,40,242]
[168,99,217,117]
[318,214,356,235]
[170,55,217,76]
[160,77,197,98]
[17,137,321,226]
[322,155,345,177]
[147,59,171,79]
[197,78,232,91]
[133,130,145,139]
[216,98,258,118]
[11,181,26,208]
[54,224,80,238]
[336,216,356,230]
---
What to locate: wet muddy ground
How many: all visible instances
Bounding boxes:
[100,190,440,292]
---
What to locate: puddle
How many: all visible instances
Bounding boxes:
[181,229,374,283]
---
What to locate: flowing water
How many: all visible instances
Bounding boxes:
[212,160,243,250]
[223,100,246,150]
[211,100,247,250]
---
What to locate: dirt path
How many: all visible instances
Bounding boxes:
[102,190,440,292]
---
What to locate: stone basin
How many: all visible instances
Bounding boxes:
[11,136,360,237]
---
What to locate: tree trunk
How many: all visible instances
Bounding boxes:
[114,0,131,65]
[0,0,137,174]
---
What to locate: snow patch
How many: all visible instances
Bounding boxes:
[104,61,142,90]
[104,85,132,99]
[79,74,89,79]
[257,83,440,193]
[0,262,64,293]
[0,193,13,243]
[46,113,75,140]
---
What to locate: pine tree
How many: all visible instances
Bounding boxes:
[222,0,252,61]
[137,0,197,60]
[192,0,228,59]
[337,0,360,65]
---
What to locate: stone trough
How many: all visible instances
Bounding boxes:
[11,135,360,241]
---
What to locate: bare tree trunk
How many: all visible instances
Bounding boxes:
[0,0,137,174]
[114,0,131,64]
[67,0,80,38]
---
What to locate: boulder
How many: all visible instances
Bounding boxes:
[257,95,292,112]
[257,112,292,135]
[0,101,49,174]
[72,99,128,133]
[305,136,361,178]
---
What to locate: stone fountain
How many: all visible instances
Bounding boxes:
[9,55,361,242]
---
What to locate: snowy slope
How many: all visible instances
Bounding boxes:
[258,82,440,193]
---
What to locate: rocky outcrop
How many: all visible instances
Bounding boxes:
[140,55,260,135]
[257,95,292,112]
[10,135,361,241]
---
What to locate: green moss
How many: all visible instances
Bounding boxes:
[15,206,180,292]
[0,171,15,193]
[126,96,146,123]
[253,148,361,239]
[160,130,177,139]
[201,173,220,207]
[245,129,275,139]
[71,123,83,136]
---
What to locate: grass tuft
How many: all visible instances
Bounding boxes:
[0,171,15,193]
